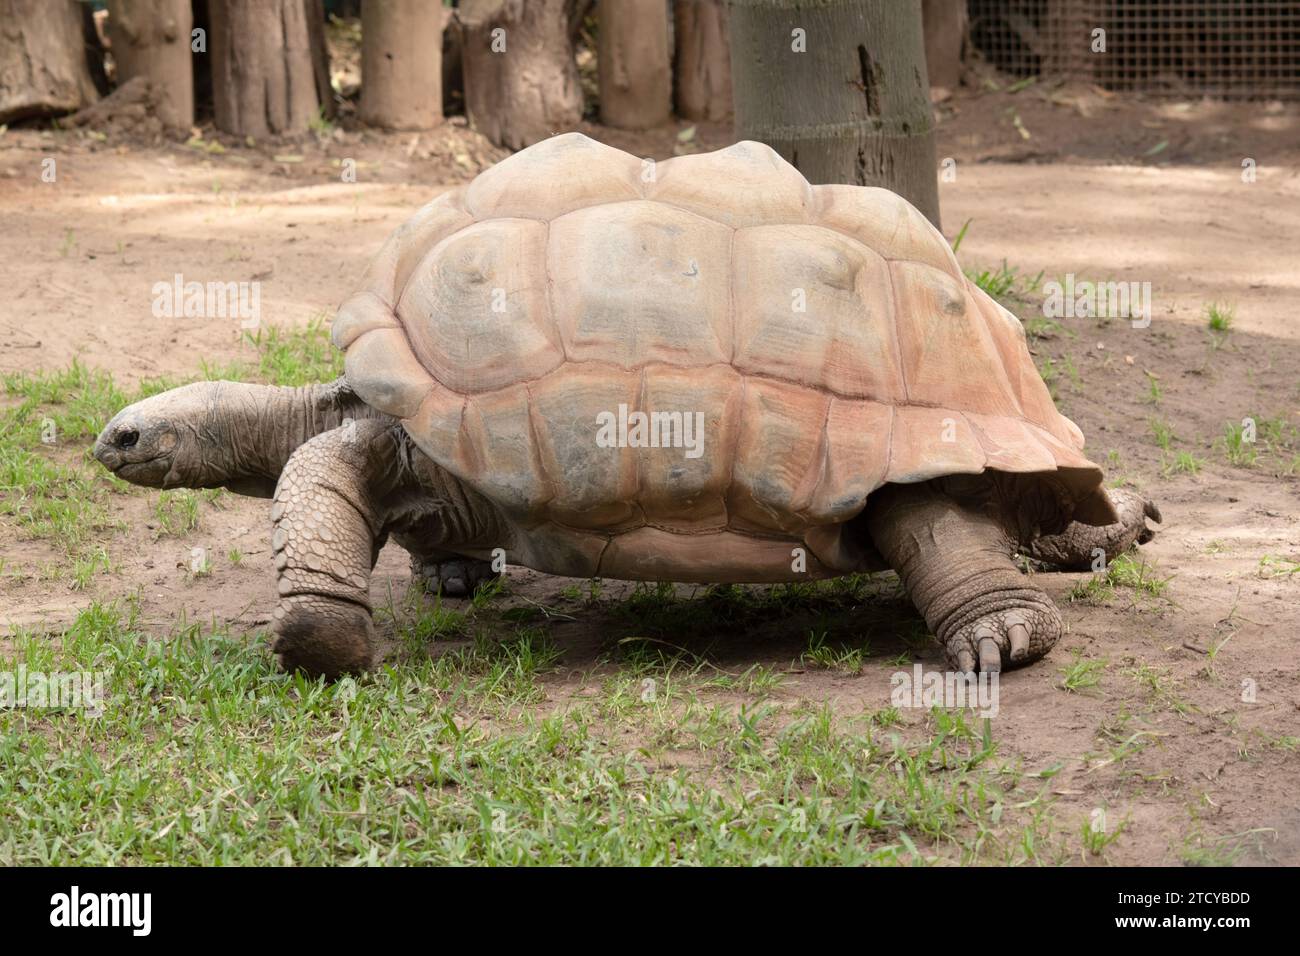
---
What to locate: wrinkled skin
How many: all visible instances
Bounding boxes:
[96,377,1159,679]
[94,379,382,496]
[95,380,504,677]
[864,480,1159,673]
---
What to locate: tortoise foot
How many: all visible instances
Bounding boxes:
[943,601,1063,674]
[411,555,500,598]
[271,594,375,680]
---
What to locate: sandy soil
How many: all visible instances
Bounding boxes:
[1,87,1298,864]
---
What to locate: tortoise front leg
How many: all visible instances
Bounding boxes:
[270,419,405,679]
[866,482,1062,673]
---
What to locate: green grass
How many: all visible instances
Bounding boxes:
[1163,451,1203,476]
[1205,302,1234,333]
[1144,374,1162,405]
[0,362,130,561]
[1068,552,1172,605]
[1257,555,1300,579]
[0,321,342,579]
[387,589,469,651]
[1080,812,1126,857]
[1215,414,1299,473]
[1059,653,1105,694]
[1255,414,1298,449]
[1149,417,1175,452]
[231,315,344,387]
[1180,833,1250,867]
[949,225,1045,306]
[71,547,111,590]
[1022,315,1063,345]
[1221,421,1258,467]
[801,630,869,674]
[1126,663,1194,717]
[1102,553,1172,597]
[0,601,1078,865]
[152,490,203,538]
[1061,354,1081,389]
[966,260,1045,303]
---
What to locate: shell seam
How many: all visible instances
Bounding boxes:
[433,357,1059,435]
[883,260,911,405]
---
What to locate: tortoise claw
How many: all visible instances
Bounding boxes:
[1007,616,1031,662]
[944,606,1060,673]
[978,637,1002,674]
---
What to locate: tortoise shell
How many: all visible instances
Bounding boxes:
[332,133,1112,582]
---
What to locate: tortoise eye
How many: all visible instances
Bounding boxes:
[117,428,139,449]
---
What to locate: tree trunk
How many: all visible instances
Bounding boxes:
[674,0,730,122]
[107,0,193,133]
[0,0,100,123]
[597,0,670,130]
[208,0,322,138]
[191,0,212,119]
[729,0,941,228]
[459,0,582,150]
[305,0,333,118]
[442,3,463,114]
[360,0,441,129]
[921,0,966,91]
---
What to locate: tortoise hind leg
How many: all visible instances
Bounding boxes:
[1027,487,1161,571]
[865,482,1062,673]
[394,519,501,598]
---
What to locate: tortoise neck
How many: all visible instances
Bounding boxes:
[220,379,386,495]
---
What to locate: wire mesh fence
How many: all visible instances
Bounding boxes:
[967,0,1300,99]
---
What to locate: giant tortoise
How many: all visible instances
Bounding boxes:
[95,133,1159,678]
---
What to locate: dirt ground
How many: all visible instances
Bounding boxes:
[2,83,1298,864]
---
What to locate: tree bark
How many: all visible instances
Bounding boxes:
[305,0,333,118]
[729,0,941,228]
[597,0,670,130]
[208,0,322,138]
[360,0,442,130]
[107,0,193,133]
[459,0,582,150]
[674,0,730,122]
[921,0,965,91]
[0,0,100,122]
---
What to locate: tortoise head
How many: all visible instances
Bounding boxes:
[94,381,227,489]
[95,378,369,497]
